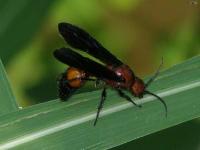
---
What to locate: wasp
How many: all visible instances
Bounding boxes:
[53,23,167,126]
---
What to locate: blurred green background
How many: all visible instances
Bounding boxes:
[0,0,199,149]
[1,0,199,106]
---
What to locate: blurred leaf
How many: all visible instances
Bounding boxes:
[0,59,18,115]
[106,0,140,12]
[0,56,199,149]
[114,120,200,150]
[159,16,199,65]
[0,0,56,64]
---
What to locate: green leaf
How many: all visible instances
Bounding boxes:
[0,0,55,64]
[0,56,199,149]
[0,59,18,115]
[113,120,200,150]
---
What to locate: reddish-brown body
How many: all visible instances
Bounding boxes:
[106,65,134,88]
[66,64,145,98]
[106,64,145,97]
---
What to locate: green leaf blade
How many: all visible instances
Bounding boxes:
[0,59,18,115]
[0,0,55,64]
[0,56,199,149]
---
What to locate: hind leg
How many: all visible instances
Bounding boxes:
[93,87,106,126]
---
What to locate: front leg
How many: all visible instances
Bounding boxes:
[117,89,142,108]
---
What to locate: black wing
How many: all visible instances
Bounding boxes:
[53,47,123,82]
[58,22,123,67]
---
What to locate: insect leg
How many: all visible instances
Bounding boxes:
[57,73,76,101]
[94,87,106,126]
[117,89,142,108]
[95,79,100,88]
[69,77,101,88]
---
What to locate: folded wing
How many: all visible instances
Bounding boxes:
[58,22,123,67]
[53,47,123,82]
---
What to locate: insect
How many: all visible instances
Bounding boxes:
[53,22,167,126]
